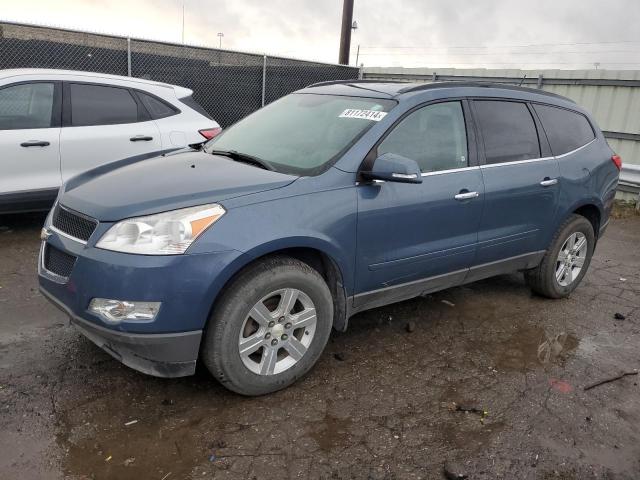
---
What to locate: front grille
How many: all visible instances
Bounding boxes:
[52,205,97,242]
[44,245,77,278]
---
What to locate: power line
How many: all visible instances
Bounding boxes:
[361,61,640,66]
[360,40,640,49]
[358,50,640,56]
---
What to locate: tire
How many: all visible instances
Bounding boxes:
[202,255,333,396]
[525,214,595,299]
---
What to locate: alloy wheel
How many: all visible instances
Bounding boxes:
[555,232,588,287]
[238,288,317,375]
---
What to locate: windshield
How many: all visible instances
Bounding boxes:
[204,93,396,175]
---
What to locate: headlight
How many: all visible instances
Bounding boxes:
[96,204,225,255]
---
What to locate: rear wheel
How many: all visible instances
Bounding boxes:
[202,255,333,396]
[525,214,595,298]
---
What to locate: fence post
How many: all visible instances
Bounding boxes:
[358,64,363,80]
[261,55,267,107]
[537,74,543,89]
[127,37,132,76]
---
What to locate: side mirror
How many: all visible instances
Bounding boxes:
[361,152,422,184]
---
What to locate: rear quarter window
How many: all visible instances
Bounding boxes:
[136,91,178,119]
[533,104,595,155]
[179,95,212,119]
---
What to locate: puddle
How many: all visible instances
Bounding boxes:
[307,414,353,452]
[435,419,505,451]
[489,325,579,372]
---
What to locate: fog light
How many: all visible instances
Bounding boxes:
[88,298,161,324]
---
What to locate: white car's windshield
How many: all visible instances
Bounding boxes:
[204,93,396,175]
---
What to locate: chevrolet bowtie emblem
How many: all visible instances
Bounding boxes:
[40,228,51,241]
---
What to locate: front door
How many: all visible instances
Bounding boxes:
[0,81,62,207]
[354,100,484,310]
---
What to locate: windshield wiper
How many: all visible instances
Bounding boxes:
[209,149,275,171]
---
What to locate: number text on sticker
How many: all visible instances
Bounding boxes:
[339,109,388,121]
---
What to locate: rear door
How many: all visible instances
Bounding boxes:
[354,100,484,309]
[470,99,560,275]
[0,81,62,203]
[59,82,161,182]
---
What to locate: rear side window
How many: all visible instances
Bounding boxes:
[474,100,540,164]
[137,92,178,119]
[533,104,595,155]
[0,83,54,130]
[70,84,138,126]
[179,95,212,119]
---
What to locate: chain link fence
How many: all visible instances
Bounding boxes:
[0,21,359,127]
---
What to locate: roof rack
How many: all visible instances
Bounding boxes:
[398,81,573,102]
[306,79,407,88]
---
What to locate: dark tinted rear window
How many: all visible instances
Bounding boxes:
[474,100,540,164]
[137,92,178,119]
[70,84,138,126]
[533,104,595,155]
[179,95,212,119]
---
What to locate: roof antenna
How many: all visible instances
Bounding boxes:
[518,74,527,86]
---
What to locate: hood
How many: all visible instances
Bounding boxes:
[60,150,297,221]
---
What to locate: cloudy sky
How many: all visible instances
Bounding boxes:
[1,0,640,69]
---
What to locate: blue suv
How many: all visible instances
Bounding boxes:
[38,81,620,395]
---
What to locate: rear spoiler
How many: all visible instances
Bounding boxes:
[172,85,193,99]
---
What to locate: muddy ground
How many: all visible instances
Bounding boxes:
[0,213,639,480]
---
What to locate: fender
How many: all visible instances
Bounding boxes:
[200,235,353,331]
[554,196,606,244]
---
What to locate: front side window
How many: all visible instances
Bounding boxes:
[0,83,54,130]
[377,101,468,173]
[474,100,540,164]
[70,84,138,126]
[205,94,396,176]
[533,104,595,155]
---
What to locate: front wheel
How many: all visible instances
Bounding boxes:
[202,256,333,396]
[525,214,595,298]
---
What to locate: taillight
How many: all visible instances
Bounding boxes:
[199,127,222,140]
[611,154,622,171]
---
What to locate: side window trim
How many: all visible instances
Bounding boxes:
[360,97,478,176]
[470,97,543,166]
[0,80,62,130]
[526,102,552,158]
[130,89,151,122]
[62,81,145,127]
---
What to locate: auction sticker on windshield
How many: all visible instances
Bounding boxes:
[339,109,388,121]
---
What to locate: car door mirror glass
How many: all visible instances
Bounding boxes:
[362,152,422,184]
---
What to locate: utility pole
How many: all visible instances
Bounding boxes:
[181,1,185,44]
[338,0,354,65]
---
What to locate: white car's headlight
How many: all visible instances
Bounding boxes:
[96,204,225,255]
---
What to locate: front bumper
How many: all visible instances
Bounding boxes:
[41,286,202,377]
[37,224,243,378]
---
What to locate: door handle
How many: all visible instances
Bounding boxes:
[20,140,50,147]
[454,191,479,201]
[130,135,153,142]
[540,178,558,187]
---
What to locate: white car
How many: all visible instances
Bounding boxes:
[0,69,221,213]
